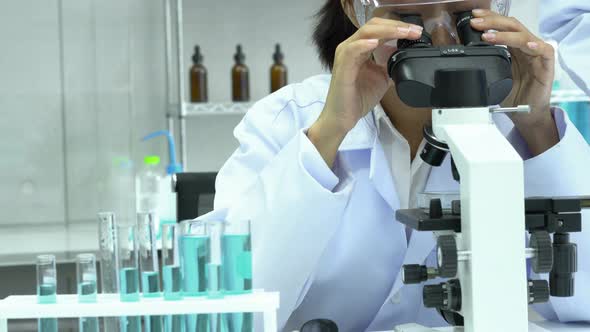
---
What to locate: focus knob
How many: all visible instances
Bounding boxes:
[528,280,550,304]
[402,264,429,284]
[530,231,553,273]
[423,284,446,308]
[437,235,458,278]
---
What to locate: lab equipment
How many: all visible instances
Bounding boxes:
[232,44,250,102]
[36,254,57,332]
[118,224,141,332]
[136,155,162,215]
[137,212,164,332]
[354,0,511,28]
[386,10,584,332]
[162,223,184,332]
[222,220,253,332]
[190,45,208,103]
[142,130,182,231]
[97,212,120,332]
[98,212,120,293]
[180,220,210,331]
[77,254,99,332]
[207,221,228,332]
[270,44,287,93]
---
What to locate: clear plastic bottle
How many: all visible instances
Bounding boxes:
[136,156,162,215]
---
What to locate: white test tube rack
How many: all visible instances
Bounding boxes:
[0,290,279,332]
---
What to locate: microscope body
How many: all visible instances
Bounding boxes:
[388,12,581,332]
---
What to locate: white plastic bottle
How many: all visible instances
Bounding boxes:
[136,155,163,215]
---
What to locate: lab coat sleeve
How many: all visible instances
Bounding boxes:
[508,108,590,322]
[206,94,355,328]
[539,0,590,95]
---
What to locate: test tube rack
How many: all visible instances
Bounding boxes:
[0,290,279,332]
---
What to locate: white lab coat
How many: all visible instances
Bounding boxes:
[202,74,590,331]
[540,0,590,95]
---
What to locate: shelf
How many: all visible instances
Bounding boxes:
[183,102,254,116]
[0,291,279,331]
[172,89,587,117]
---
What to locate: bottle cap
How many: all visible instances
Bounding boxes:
[144,155,161,166]
[234,44,245,64]
[273,43,284,63]
[192,45,203,65]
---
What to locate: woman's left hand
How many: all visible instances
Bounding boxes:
[470,9,559,156]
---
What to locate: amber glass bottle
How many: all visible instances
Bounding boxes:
[189,45,208,103]
[232,45,250,102]
[270,44,287,93]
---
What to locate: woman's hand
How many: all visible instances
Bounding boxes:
[308,18,423,166]
[470,9,559,156]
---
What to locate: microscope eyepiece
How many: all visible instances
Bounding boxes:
[398,14,433,49]
[456,11,486,47]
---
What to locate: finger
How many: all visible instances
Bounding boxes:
[470,12,524,32]
[482,31,552,58]
[350,20,423,43]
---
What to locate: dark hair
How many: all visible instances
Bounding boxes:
[312,0,358,70]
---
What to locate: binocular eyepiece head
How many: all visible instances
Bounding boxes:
[398,11,485,49]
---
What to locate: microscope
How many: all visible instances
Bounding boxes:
[388,12,584,332]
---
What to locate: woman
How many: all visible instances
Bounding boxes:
[210,0,590,330]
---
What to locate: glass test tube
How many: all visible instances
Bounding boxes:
[37,254,57,332]
[137,212,163,332]
[97,212,120,332]
[162,223,185,332]
[180,220,209,331]
[98,212,119,293]
[222,220,253,332]
[117,224,141,332]
[77,254,99,332]
[207,221,227,332]
[162,223,182,300]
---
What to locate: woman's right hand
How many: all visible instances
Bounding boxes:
[307,17,423,167]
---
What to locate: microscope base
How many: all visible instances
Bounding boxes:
[393,323,550,332]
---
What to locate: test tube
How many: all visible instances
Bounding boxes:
[97,212,119,332]
[207,221,224,299]
[117,224,141,332]
[77,254,99,332]
[222,220,253,332]
[162,223,184,332]
[137,212,163,331]
[180,220,209,331]
[36,254,57,332]
[207,221,227,332]
[98,212,119,293]
[162,223,182,300]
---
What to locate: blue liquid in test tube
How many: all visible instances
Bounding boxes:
[77,253,99,332]
[180,221,210,331]
[37,255,58,332]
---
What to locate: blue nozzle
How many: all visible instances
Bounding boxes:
[142,130,183,175]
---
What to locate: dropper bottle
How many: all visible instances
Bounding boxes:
[270,43,288,93]
[190,45,208,103]
[232,44,250,102]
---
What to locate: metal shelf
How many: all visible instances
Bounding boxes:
[183,102,253,117]
[0,291,279,332]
